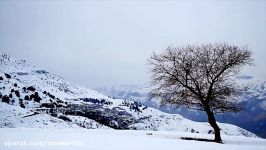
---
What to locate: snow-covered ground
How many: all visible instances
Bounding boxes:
[0,128,265,150]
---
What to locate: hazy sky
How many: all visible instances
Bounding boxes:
[0,0,266,88]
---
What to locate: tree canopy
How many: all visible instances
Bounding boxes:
[148,43,253,142]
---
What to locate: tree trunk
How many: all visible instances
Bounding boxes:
[205,107,222,143]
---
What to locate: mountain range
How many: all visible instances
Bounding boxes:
[0,52,256,138]
[97,79,266,138]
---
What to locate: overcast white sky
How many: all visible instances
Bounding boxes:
[0,0,266,88]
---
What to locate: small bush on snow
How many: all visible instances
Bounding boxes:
[2,95,10,103]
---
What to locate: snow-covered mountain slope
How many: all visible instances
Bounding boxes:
[97,79,266,138]
[0,52,256,137]
[0,102,108,129]
[0,102,78,128]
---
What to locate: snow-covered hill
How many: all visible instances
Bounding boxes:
[0,52,256,137]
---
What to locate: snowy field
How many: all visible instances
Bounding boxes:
[0,128,265,150]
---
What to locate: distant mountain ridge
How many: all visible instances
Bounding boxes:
[0,52,256,137]
[97,79,266,138]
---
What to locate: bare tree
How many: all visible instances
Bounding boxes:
[148,43,253,143]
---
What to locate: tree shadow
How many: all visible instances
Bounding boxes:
[180,137,223,144]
